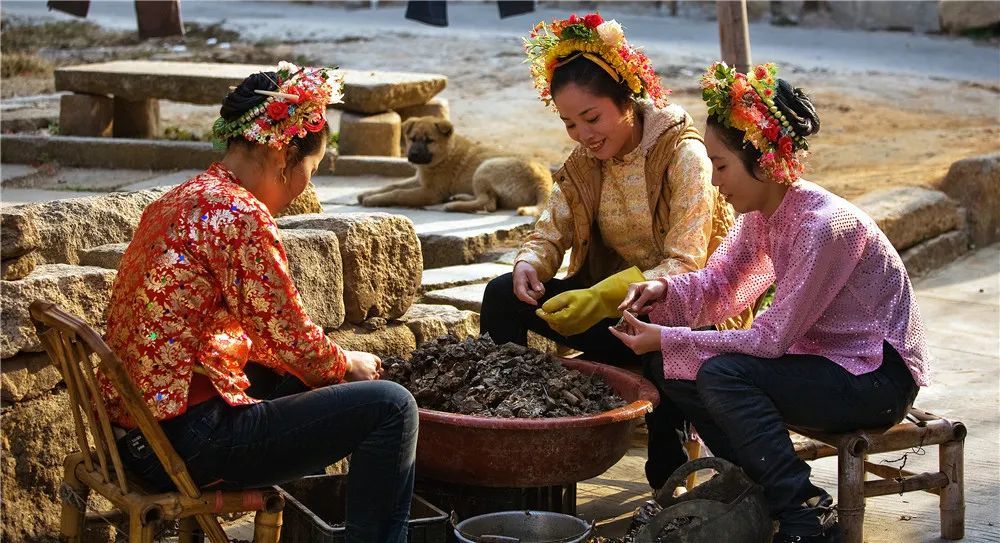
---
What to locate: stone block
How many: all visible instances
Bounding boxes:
[852,187,959,251]
[397,97,450,122]
[1,351,62,402]
[1,390,76,542]
[338,110,402,157]
[1,264,117,359]
[1,134,223,170]
[901,230,970,277]
[77,243,128,270]
[420,262,511,293]
[5,188,166,266]
[278,212,422,324]
[280,229,345,330]
[940,153,1000,247]
[398,303,480,346]
[333,156,416,178]
[326,321,417,360]
[940,0,1000,33]
[1,206,41,260]
[276,181,324,217]
[1,253,37,281]
[58,93,112,137]
[113,97,160,138]
[338,70,447,115]
[421,282,488,313]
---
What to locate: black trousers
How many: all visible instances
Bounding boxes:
[656,343,918,536]
[480,272,690,488]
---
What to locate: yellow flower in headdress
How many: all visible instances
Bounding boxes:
[523,12,669,108]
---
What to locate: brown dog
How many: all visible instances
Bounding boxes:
[357,116,552,215]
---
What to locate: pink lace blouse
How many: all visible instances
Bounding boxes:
[650,180,930,385]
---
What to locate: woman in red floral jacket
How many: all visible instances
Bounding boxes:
[100,63,417,543]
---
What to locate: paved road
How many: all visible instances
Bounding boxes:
[2,0,998,81]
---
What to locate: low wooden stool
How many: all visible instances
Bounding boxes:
[791,406,966,543]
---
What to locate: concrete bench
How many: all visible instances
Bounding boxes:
[54,60,447,139]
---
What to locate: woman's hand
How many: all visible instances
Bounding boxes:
[513,261,545,306]
[344,350,382,382]
[618,280,668,315]
[608,311,663,355]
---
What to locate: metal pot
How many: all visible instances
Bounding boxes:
[453,510,593,543]
[637,457,772,543]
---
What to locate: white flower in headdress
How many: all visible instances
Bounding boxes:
[597,20,624,46]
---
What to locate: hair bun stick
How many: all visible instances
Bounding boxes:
[253,89,302,103]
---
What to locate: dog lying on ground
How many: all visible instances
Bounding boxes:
[357,116,552,215]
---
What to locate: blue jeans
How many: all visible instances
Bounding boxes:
[117,375,418,543]
[657,343,917,536]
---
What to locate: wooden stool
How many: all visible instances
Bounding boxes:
[791,407,966,543]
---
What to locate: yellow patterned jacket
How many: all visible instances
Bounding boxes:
[515,103,752,330]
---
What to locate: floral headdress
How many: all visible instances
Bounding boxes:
[211,61,344,150]
[523,12,668,108]
[701,61,808,184]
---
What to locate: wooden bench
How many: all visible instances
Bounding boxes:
[54,60,446,138]
[791,406,966,543]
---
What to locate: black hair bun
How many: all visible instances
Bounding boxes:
[774,78,820,138]
[220,71,279,121]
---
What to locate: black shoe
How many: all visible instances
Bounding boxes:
[773,523,842,543]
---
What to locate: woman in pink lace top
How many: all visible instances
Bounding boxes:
[610,63,928,543]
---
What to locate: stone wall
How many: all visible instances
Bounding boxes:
[0,190,442,541]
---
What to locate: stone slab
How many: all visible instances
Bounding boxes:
[420,262,511,293]
[900,230,970,278]
[1,351,61,403]
[77,242,128,270]
[852,187,959,251]
[398,303,480,346]
[0,135,335,173]
[1,264,117,359]
[311,174,412,206]
[276,182,323,217]
[0,206,40,259]
[0,164,36,184]
[0,189,95,208]
[119,169,201,191]
[280,229,345,330]
[277,212,422,324]
[1,166,165,192]
[397,97,450,122]
[421,282,489,313]
[55,61,446,113]
[318,204,535,269]
[332,156,416,178]
[940,152,1000,248]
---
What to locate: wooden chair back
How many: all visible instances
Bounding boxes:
[29,300,229,541]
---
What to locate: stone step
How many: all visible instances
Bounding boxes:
[421,282,489,313]
[294,205,535,269]
[420,262,511,293]
[852,187,960,252]
[332,156,416,177]
[312,174,411,206]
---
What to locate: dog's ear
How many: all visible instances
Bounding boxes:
[402,118,418,140]
[434,120,454,138]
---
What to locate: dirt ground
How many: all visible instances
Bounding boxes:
[2,11,998,200]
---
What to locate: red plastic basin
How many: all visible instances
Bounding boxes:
[415,358,660,487]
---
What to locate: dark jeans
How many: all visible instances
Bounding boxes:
[481,272,689,488]
[654,343,918,536]
[117,370,418,543]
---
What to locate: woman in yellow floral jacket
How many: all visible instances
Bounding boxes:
[100,63,417,543]
[480,13,743,490]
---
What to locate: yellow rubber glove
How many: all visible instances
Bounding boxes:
[536,266,646,336]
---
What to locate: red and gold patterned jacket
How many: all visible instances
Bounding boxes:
[100,162,347,427]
